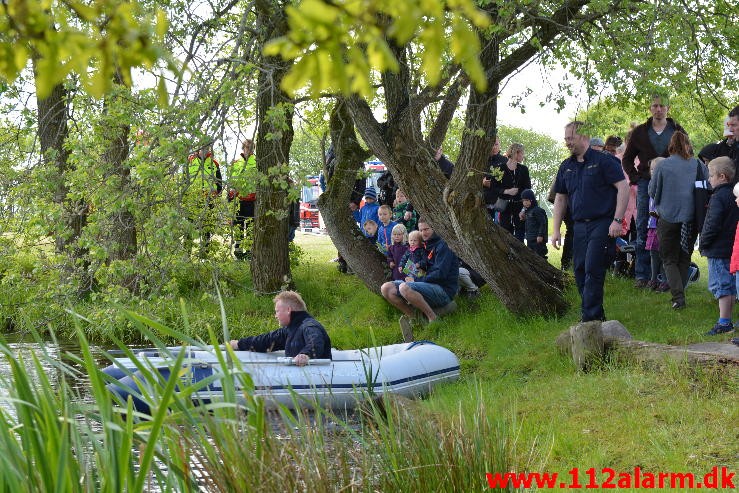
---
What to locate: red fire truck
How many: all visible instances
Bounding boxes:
[299,162,387,232]
[299,175,322,232]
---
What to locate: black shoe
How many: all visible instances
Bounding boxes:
[463,290,480,299]
[671,301,686,310]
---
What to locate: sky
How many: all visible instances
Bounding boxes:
[496,61,588,141]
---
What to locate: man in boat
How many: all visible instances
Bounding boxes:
[229,291,332,366]
[380,217,459,342]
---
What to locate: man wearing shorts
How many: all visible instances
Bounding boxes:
[380,218,459,341]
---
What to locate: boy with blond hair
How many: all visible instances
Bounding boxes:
[700,156,739,335]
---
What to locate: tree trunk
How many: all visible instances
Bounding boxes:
[318,100,387,292]
[34,74,87,257]
[341,25,569,317]
[251,0,294,293]
[101,71,136,264]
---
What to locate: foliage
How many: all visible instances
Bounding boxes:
[264,0,491,97]
[443,118,566,197]
[577,92,738,151]
[0,0,172,98]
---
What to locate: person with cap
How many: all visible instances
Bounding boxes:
[590,137,605,151]
[621,93,687,290]
[519,189,548,258]
[552,121,629,322]
[358,186,380,237]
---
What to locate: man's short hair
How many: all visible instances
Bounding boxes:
[417,217,430,227]
[729,105,739,119]
[650,92,671,106]
[565,121,590,137]
[274,291,307,311]
[708,156,736,182]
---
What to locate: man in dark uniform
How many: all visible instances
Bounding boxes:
[552,121,629,322]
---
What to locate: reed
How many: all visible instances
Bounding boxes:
[0,306,519,492]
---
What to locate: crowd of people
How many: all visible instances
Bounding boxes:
[346,96,739,346]
[550,98,738,346]
[197,97,739,349]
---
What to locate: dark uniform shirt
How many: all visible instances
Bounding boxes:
[554,148,625,222]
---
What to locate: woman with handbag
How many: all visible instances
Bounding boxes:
[490,142,532,241]
[648,131,707,310]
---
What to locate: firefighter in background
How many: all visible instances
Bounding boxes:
[185,142,223,257]
[228,139,258,260]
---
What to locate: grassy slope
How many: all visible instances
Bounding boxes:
[286,232,737,485]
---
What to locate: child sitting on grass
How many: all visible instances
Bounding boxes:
[386,224,409,281]
[700,157,739,336]
[399,230,427,280]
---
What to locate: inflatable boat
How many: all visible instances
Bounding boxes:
[102,341,460,414]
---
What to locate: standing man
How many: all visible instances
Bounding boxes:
[621,94,686,288]
[482,136,508,219]
[185,142,223,256]
[716,106,739,173]
[228,139,257,259]
[552,121,629,322]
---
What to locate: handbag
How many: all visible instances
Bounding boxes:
[693,160,709,234]
[493,197,510,212]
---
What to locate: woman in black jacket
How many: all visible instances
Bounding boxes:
[490,142,532,241]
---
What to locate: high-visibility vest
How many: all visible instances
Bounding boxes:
[187,153,220,191]
[229,153,257,201]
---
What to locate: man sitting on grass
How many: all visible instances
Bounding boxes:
[380,218,459,342]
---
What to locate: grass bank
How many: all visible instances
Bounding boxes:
[287,233,738,486]
[0,231,736,490]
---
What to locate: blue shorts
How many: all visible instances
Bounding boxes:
[393,280,451,308]
[707,258,735,299]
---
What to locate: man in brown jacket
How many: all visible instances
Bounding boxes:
[621,94,687,289]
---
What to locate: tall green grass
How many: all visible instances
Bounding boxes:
[0,307,518,492]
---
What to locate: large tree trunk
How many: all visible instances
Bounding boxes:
[251,0,294,293]
[34,74,87,257]
[88,70,138,292]
[101,71,136,264]
[343,28,569,316]
[318,100,387,292]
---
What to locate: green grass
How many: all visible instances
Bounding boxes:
[0,231,736,491]
[286,233,738,487]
